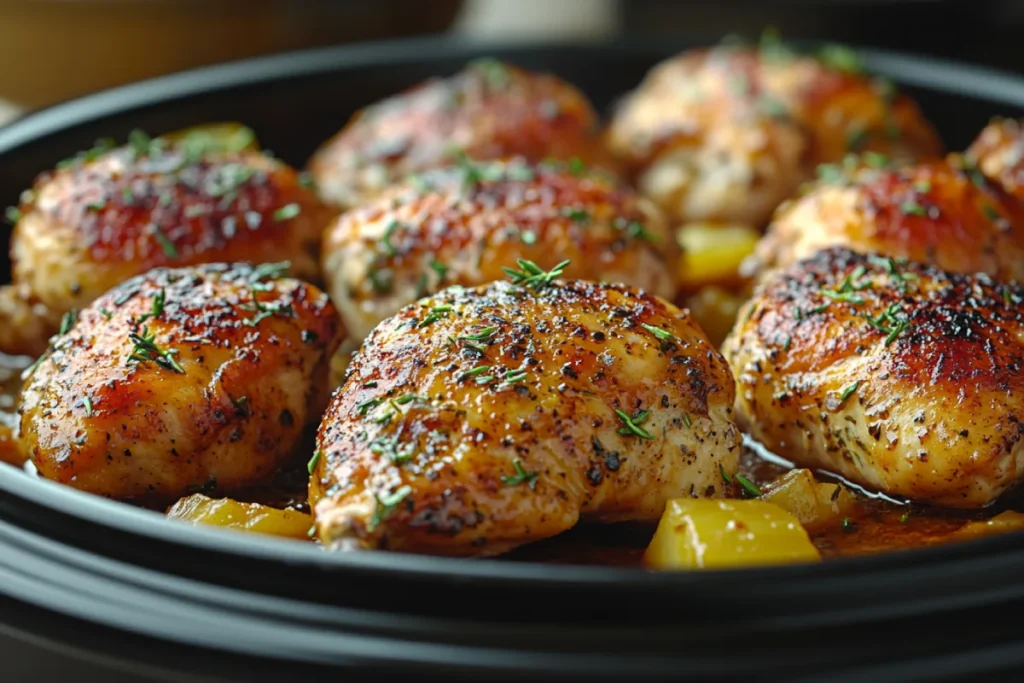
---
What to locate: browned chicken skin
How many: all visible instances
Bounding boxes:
[17,262,343,503]
[2,127,335,357]
[745,154,1024,283]
[605,41,942,227]
[321,156,677,341]
[310,273,739,556]
[965,117,1024,200]
[724,247,1024,508]
[307,58,616,210]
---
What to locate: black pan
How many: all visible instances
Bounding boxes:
[1,35,1023,682]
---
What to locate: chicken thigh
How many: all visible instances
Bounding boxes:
[18,262,343,502]
[605,40,941,227]
[724,246,1024,507]
[1,125,335,357]
[964,117,1024,200]
[310,268,739,556]
[307,58,615,210]
[321,156,676,341]
[744,155,1024,283]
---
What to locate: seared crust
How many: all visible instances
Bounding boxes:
[3,132,334,356]
[746,156,1024,283]
[723,246,1024,507]
[606,45,942,226]
[18,263,343,503]
[311,278,739,556]
[321,157,677,341]
[307,59,615,209]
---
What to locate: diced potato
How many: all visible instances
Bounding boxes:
[166,494,311,540]
[158,122,260,154]
[645,498,821,570]
[681,285,747,348]
[676,222,760,289]
[952,511,1024,540]
[760,469,857,531]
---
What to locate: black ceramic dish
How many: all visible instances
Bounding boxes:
[1,36,1024,682]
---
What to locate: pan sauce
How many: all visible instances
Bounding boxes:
[2,349,1007,566]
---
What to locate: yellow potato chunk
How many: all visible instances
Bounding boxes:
[760,469,857,531]
[676,223,760,289]
[681,285,746,348]
[645,498,821,570]
[166,494,311,540]
[952,511,1024,540]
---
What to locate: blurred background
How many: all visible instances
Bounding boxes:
[0,0,1020,124]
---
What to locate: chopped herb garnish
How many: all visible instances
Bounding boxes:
[381,220,401,256]
[137,288,166,324]
[248,261,290,284]
[736,474,762,498]
[273,203,301,221]
[241,290,295,326]
[152,225,178,258]
[357,397,382,416]
[418,305,452,328]
[624,221,656,242]
[368,485,412,531]
[5,206,21,224]
[899,200,927,216]
[568,157,586,176]
[561,207,590,224]
[683,413,692,429]
[862,300,911,345]
[307,450,322,474]
[471,57,510,89]
[615,408,654,440]
[503,258,570,292]
[899,511,910,523]
[127,326,184,373]
[99,307,113,321]
[460,326,497,343]
[719,464,733,484]
[839,381,860,404]
[519,230,537,245]
[641,322,675,342]
[983,204,1003,222]
[59,309,77,335]
[429,258,448,280]
[501,459,539,489]
[500,368,529,387]
[82,395,94,417]
[818,43,862,73]
[460,364,491,380]
[846,127,870,152]
[368,268,394,294]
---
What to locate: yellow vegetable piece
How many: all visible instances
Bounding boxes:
[645,498,821,570]
[159,122,260,155]
[681,285,746,349]
[676,223,760,290]
[166,494,312,541]
[952,510,1024,540]
[760,469,857,531]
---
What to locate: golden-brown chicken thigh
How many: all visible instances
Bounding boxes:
[724,247,1024,507]
[17,262,343,502]
[307,58,615,210]
[965,117,1024,200]
[1,126,335,357]
[605,42,941,227]
[321,156,676,341]
[745,155,1024,283]
[310,272,740,556]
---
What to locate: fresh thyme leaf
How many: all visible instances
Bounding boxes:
[127,326,184,373]
[501,459,539,489]
[561,207,590,224]
[615,408,654,440]
[59,309,77,335]
[248,261,290,284]
[459,326,497,342]
[418,305,452,328]
[460,365,491,380]
[503,258,570,292]
[152,225,178,258]
[736,474,762,498]
[99,307,113,321]
[641,322,675,342]
[899,201,927,216]
[839,381,860,404]
[307,450,322,474]
[719,464,733,484]
[82,395,94,417]
[137,288,166,324]
[368,485,412,531]
[273,203,301,221]
[356,397,382,416]
[381,220,401,256]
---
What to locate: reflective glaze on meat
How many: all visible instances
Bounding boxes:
[321,156,676,341]
[605,42,941,227]
[744,155,1024,283]
[724,247,1024,508]
[17,262,343,502]
[307,59,615,210]
[310,274,739,556]
[1,127,335,357]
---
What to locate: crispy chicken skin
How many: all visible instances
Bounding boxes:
[745,156,1024,283]
[310,276,739,556]
[605,44,942,227]
[965,117,1024,200]
[1,131,335,357]
[723,247,1024,507]
[322,156,677,341]
[17,263,343,502]
[307,58,615,210]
